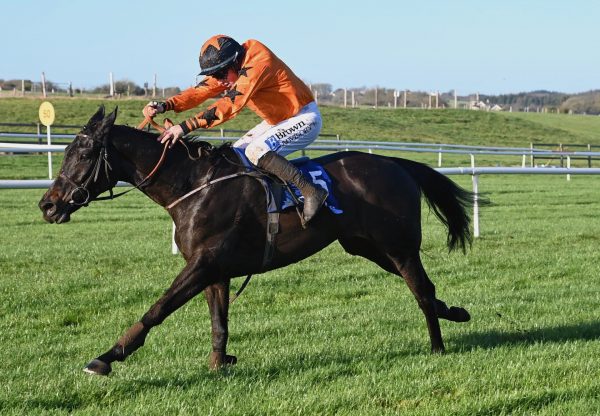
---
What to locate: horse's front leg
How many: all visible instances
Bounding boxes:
[204,280,237,370]
[84,255,215,376]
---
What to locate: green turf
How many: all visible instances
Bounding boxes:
[1,100,600,414]
[1,174,599,415]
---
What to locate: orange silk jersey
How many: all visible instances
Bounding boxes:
[164,39,314,133]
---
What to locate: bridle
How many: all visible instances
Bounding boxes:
[60,134,114,206]
[61,117,170,207]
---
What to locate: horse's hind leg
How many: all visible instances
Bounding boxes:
[204,280,237,370]
[340,236,470,325]
[390,252,446,353]
[387,251,471,353]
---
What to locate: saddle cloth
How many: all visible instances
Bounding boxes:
[232,148,343,215]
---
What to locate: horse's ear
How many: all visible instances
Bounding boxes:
[94,107,118,142]
[106,106,118,125]
[85,105,105,129]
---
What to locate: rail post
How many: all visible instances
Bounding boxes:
[530,142,534,167]
[46,126,53,178]
[472,174,480,238]
[172,222,179,255]
[559,143,564,167]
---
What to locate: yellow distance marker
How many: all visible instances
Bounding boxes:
[39,101,55,126]
[39,101,56,178]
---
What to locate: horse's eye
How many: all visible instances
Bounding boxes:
[80,150,94,161]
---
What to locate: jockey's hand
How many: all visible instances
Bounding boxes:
[143,101,166,118]
[158,124,184,147]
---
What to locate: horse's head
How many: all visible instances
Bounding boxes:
[39,105,118,223]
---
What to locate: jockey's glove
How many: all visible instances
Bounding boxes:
[148,101,166,114]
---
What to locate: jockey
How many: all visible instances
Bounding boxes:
[143,34,327,224]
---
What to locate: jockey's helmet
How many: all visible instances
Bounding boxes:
[198,35,244,76]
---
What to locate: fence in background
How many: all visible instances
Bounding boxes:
[531,143,600,168]
[0,83,582,113]
[3,140,600,245]
[3,133,599,169]
[0,123,341,144]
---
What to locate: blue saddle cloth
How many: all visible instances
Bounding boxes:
[233,148,343,215]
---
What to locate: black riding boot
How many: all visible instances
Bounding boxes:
[257,151,328,225]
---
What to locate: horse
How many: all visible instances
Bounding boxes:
[39,106,477,376]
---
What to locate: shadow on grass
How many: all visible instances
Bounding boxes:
[1,394,86,414]
[464,386,598,415]
[119,346,420,393]
[452,320,600,350]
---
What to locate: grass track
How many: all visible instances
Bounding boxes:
[1,101,600,414]
[1,174,599,415]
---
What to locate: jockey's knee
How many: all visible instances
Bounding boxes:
[245,142,271,165]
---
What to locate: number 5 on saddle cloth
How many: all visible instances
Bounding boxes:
[232,148,343,215]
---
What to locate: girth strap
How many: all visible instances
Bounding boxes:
[262,211,280,268]
[229,184,281,304]
[229,209,280,305]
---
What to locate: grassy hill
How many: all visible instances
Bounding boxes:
[1,97,599,149]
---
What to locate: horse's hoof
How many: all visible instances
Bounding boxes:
[83,359,112,376]
[449,306,471,322]
[209,352,237,370]
[431,345,446,354]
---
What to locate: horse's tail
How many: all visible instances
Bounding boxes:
[394,158,481,253]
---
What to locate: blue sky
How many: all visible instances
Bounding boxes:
[1,0,598,95]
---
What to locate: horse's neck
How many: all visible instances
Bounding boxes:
[109,126,180,204]
[110,126,165,178]
[109,125,214,207]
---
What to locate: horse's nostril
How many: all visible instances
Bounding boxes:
[41,201,56,214]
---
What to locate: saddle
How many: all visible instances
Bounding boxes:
[231,148,343,215]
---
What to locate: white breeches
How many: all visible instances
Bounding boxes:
[232,101,322,165]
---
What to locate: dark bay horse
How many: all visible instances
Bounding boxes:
[39,106,476,376]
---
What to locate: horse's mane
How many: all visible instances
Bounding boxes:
[114,124,235,164]
[186,137,234,163]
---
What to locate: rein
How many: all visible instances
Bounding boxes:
[165,171,253,210]
[137,116,167,133]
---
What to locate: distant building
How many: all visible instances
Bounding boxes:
[470,101,488,110]
[469,101,503,111]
